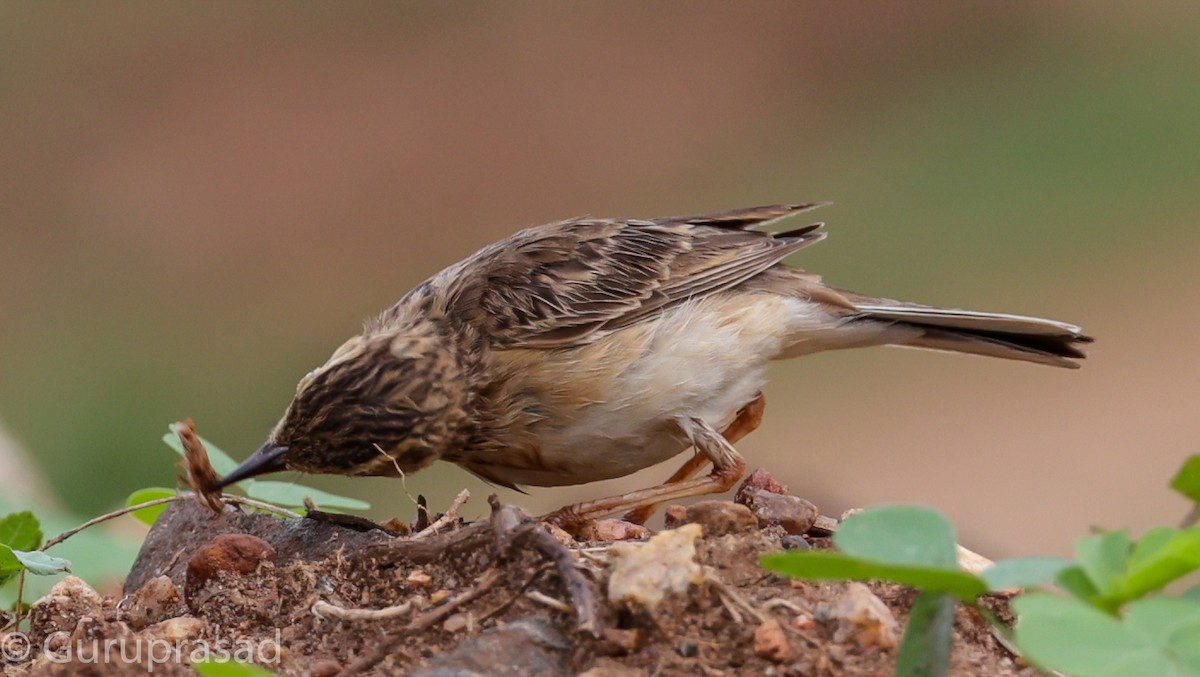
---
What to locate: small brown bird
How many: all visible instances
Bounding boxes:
[216,204,1091,524]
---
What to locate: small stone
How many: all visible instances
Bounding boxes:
[184,533,276,604]
[430,589,453,605]
[443,612,469,633]
[608,524,704,609]
[578,666,648,677]
[677,640,699,657]
[833,582,898,651]
[781,535,810,550]
[578,519,650,542]
[541,522,576,547]
[309,658,343,677]
[406,569,434,588]
[28,576,103,646]
[598,628,642,656]
[120,575,185,629]
[663,505,688,529]
[791,613,816,631]
[742,489,819,535]
[754,619,793,663]
[145,615,204,642]
[735,468,788,503]
[669,500,757,536]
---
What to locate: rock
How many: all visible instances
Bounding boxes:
[184,533,276,604]
[578,666,649,677]
[578,519,651,542]
[410,617,571,677]
[144,615,204,642]
[754,618,793,663]
[442,612,469,633]
[120,575,185,629]
[309,658,343,677]
[607,524,704,609]
[406,569,434,588]
[735,467,788,502]
[832,582,898,651]
[28,576,103,646]
[662,501,756,536]
[740,489,819,535]
[184,533,280,621]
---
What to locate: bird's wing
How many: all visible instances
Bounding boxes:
[444,204,832,349]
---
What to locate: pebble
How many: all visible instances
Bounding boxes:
[579,518,650,542]
[753,619,793,663]
[406,569,434,588]
[28,576,103,645]
[741,489,819,535]
[309,658,343,677]
[120,575,184,629]
[184,533,276,604]
[662,500,756,535]
[607,524,704,608]
[145,615,204,642]
[735,467,789,501]
[832,582,899,650]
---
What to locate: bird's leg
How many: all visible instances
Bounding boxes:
[545,409,752,532]
[622,392,765,525]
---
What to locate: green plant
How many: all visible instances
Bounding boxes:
[761,454,1200,677]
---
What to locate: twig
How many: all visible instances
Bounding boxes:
[312,599,413,621]
[490,496,601,636]
[39,492,299,552]
[412,489,470,539]
[526,590,573,614]
[337,568,503,676]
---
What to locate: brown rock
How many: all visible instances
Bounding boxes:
[735,467,788,503]
[753,618,793,663]
[144,615,204,642]
[309,658,343,677]
[184,533,279,620]
[28,576,104,646]
[184,533,276,603]
[663,500,756,536]
[833,582,899,651]
[741,489,819,535]
[119,575,185,629]
[578,518,651,541]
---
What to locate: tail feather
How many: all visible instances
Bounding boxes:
[855,303,1093,369]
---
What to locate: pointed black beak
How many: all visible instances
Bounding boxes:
[214,441,289,489]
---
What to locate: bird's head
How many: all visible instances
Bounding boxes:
[216,329,473,489]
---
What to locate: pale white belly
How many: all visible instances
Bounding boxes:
[474,293,856,487]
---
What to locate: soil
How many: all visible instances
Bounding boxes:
[4,476,1034,677]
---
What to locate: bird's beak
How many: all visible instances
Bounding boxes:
[214,441,289,489]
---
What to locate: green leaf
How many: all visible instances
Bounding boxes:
[1075,531,1132,598]
[1172,455,1200,503]
[1014,593,1200,677]
[194,659,279,676]
[834,505,959,568]
[163,424,241,477]
[1119,528,1200,602]
[760,551,988,601]
[1180,585,1200,605]
[1056,564,1101,601]
[895,591,956,677]
[126,488,177,526]
[0,544,24,586]
[981,556,1075,592]
[246,481,369,511]
[0,511,43,551]
[11,549,71,576]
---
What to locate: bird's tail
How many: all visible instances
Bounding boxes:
[854,300,1093,369]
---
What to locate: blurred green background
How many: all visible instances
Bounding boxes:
[2,2,1198,582]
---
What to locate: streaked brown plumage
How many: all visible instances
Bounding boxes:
[217,204,1092,522]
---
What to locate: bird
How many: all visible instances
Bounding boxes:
[214,204,1092,526]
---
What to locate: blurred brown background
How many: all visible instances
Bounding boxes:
[2,2,1198,568]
